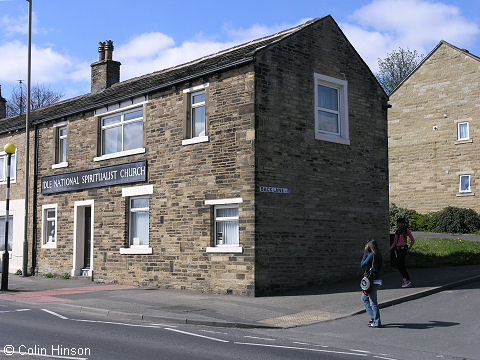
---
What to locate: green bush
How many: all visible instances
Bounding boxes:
[15,269,22,276]
[434,206,480,234]
[409,209,437,232]
[389,204,410,232]
[61,273,70,280]
[44,273,54,278]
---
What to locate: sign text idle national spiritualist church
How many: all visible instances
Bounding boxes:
[41,161,147,194]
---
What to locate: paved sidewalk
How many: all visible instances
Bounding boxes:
[413,231,480,241]
[1,265,479,328]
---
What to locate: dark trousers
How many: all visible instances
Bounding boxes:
[395,247,410,281]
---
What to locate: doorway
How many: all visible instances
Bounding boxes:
[72,200,94,277]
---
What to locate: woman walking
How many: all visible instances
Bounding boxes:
[361,240,383,328]
[390,218,415,288]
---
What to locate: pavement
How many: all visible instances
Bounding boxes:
[413,231,480,242]
[1,265,480,329]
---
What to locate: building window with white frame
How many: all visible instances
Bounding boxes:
[129,197,149,246]
[459,175,471,193]
[0,215,13,252]
[42,205,57,248]
[314,73,349,145]
[0,151,16,183]
[189,91,206,138]
[214,205,239,246]
[101,108,143,155]
[457,122,469,141]
[57,125,68,164]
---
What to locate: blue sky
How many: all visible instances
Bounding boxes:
[1,0,480,102]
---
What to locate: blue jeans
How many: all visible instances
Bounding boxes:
[362,285,381,327]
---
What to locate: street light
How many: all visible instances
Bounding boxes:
[1,143,16,291]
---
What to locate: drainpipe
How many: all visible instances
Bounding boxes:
[31,124,38,275]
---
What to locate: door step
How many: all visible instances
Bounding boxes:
[81,268,90,277]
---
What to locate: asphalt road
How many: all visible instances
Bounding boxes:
[0,282,479,360]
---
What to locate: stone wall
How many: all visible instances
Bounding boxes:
[254,17,389,294]
[389,43,480,213]
[35,66,256,295]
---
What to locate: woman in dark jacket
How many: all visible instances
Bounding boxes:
[361,240,383,328]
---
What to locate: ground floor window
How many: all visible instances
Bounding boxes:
[459,175,471,193]
[129,197,149,246]
[42,205,57,248]
[214,205,239,246]
[0,215,13,251]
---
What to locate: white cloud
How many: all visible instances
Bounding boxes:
[342,0,479,72]
[0,12,41,36]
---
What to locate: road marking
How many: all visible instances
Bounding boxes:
[0,308,31,313]
[72,319,166,329]
[313,344,329,348]
[350,349,372,354]
[165,327,229,343]
[0,349,87,360]
[244,335,276,341]
[149,323,178,327]
[41,309,69,319]
[373,356,398,360]
[234,342,369,357]
[200,329,228,335]
[292,341,310,345]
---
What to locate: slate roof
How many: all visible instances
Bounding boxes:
[0,16,328,135]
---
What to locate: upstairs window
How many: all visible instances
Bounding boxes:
[57,125,68,164]
[457,122,469,141]
[0,215,13,252]
[182,83,209,145]
[314,73,349,145]
[0,151,16,183]
[101,108,143,155]
[459,175,471,193]
[190,91,206,138]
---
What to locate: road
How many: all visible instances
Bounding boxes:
[0,282,479,360]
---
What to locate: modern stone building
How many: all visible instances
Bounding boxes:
[0,16,389,295]
[389,41,480,214]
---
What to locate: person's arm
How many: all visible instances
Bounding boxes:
[407,229,415,250]
[361,253,373,268]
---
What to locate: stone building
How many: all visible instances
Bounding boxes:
[389,41,480,214]
[0,16,388,295]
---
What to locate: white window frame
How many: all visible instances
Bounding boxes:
[457,122,469,141]
[459,175,471,193]
[41,204,57,249]
[100,107,144,157]
[57,125,68,164]
[190,90,206,139]
[314,73,350,145]
[182,83,209,145]
[0,150,17,184]
[0,215,13,252]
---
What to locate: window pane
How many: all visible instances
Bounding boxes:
[318,85,338,111]
[459,123,468,139]
[10,154,16,179]
[318,111,339,134]
[130,211,149,246]
[103,115,121,127]
[124,109,143,121]
[47,209,56,219]
[461,176,470,191]
[103,126,122,154]
[192,93,205,104]
[192,106,205,137]
[123,121,143,151]
[0,157,4,180]
[216,220,239,245]
[59,137,67,163]
[59,127,67,137]
[45,208,56,243]
[0,216,13,251]
[131,198,149,209]
[216,207,238,218]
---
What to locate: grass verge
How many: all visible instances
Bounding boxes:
[405,237,480,268]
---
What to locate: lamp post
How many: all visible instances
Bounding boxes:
[1,143,16,291]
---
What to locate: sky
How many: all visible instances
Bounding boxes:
[1,0,480,103]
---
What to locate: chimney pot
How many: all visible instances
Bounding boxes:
[98,41,105,61]
[104,40,114,60]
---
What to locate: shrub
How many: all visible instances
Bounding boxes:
[44,273,54,278]
[434,206,480,234]
[409,209,437,232]
[389,204,410,232]
[15,269,22,276]
[61,273,70,280]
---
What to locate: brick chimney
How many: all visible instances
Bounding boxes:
[90,40,121,93]
[0,85,7,119]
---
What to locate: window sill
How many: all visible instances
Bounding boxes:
[315,133,350,145]
[457,192,475,197]
[182,136,209,146]
[206,246,243,253]
[41,243,57,249]
[120,246,152,255]
[52,162,69,169]
[455,139,473,145]
[94,148,145,162]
